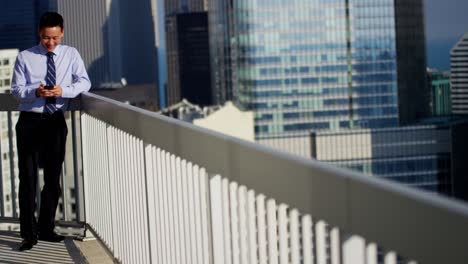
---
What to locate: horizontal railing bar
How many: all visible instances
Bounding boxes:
[80,92,468,264]
[0,93,81,111]
[0,94,19,111]
[0,217,19,224]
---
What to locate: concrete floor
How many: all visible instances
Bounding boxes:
[0,230,114,264]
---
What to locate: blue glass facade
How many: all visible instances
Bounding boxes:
[209,0,427,140]
[339,155,452,194]
[311,124,455,195]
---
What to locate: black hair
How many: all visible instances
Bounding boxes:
[39,12,64,30]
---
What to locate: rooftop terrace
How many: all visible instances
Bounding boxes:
[1,93,468,264]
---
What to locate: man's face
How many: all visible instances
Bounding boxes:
[39,26,64,52]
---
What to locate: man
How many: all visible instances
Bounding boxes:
[11,12,91,251]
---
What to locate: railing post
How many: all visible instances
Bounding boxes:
[342,234,366,264]
[142,143,153,264]
[80,113,90,238]
[71,110,84,222]
[209,175,225,264]
[7,111,17,218]
[0,114,4,217]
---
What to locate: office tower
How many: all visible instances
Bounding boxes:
[0,49,19,218]
[312,120,468,199]
[175,12,212,106]
[209,0,428,144]
[56,0,121,87]
[450,32,468,115]
[207,0,233,105]
[56,0,159,96]
[0,0,56,51]
[164,0,209,106]
[427,69,451,116]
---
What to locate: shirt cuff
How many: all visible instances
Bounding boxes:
[61,86,74,98]
[26,87,38,99]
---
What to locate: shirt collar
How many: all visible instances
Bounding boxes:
[37,43,62,57]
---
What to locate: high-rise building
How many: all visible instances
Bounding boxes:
[0,49,19,218]
[56,0,159,97]
[175,12,212,107]
[427,69,451,116]
[0,0,56,51]
[207,0,233,104]
[164,0,209,106]
[311,120,468,200]
[209,0,428,144]
[450,32,468,115]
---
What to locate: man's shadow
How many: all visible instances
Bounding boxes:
[0,230,21,250]
[0,230,87,263]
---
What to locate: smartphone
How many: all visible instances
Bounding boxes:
[44,85,54,90]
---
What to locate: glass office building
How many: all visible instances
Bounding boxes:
[311,121,468,198]
[0,0,56,51]
[209,0,428,141]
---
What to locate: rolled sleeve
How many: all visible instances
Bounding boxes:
[61,48,91,98]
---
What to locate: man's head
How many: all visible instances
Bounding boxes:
[38,12,64,52]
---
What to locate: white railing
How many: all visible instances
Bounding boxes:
[80,92,468,264]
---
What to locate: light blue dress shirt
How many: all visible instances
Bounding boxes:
[11,43,91,113]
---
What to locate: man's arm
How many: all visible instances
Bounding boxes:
[61,48,91,98]
[11,53,40,102]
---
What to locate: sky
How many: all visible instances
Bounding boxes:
[425,0,468,70]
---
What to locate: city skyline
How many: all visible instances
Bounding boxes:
[209,0,428,137]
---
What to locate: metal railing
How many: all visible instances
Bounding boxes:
[2,93,468,263]
[0,94,84,227]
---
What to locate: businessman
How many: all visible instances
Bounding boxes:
[11,11,91,251]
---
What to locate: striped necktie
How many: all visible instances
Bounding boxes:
[45,52,57,114]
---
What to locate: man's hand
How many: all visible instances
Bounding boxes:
[36,84,62,98]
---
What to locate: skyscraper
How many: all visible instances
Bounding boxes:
[56,0,159,93]
[164,0,209,106]
[312,125,453,194]
[0,0,56,51]
[176,12,212,107]
[450,32,468,115]
[209,0,428,144]
[207,0,234,104]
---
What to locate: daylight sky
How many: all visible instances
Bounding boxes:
[425,0,468,70]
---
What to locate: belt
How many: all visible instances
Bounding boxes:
[20,111,64,119]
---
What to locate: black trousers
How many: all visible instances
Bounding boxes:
[16,111,67,240]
